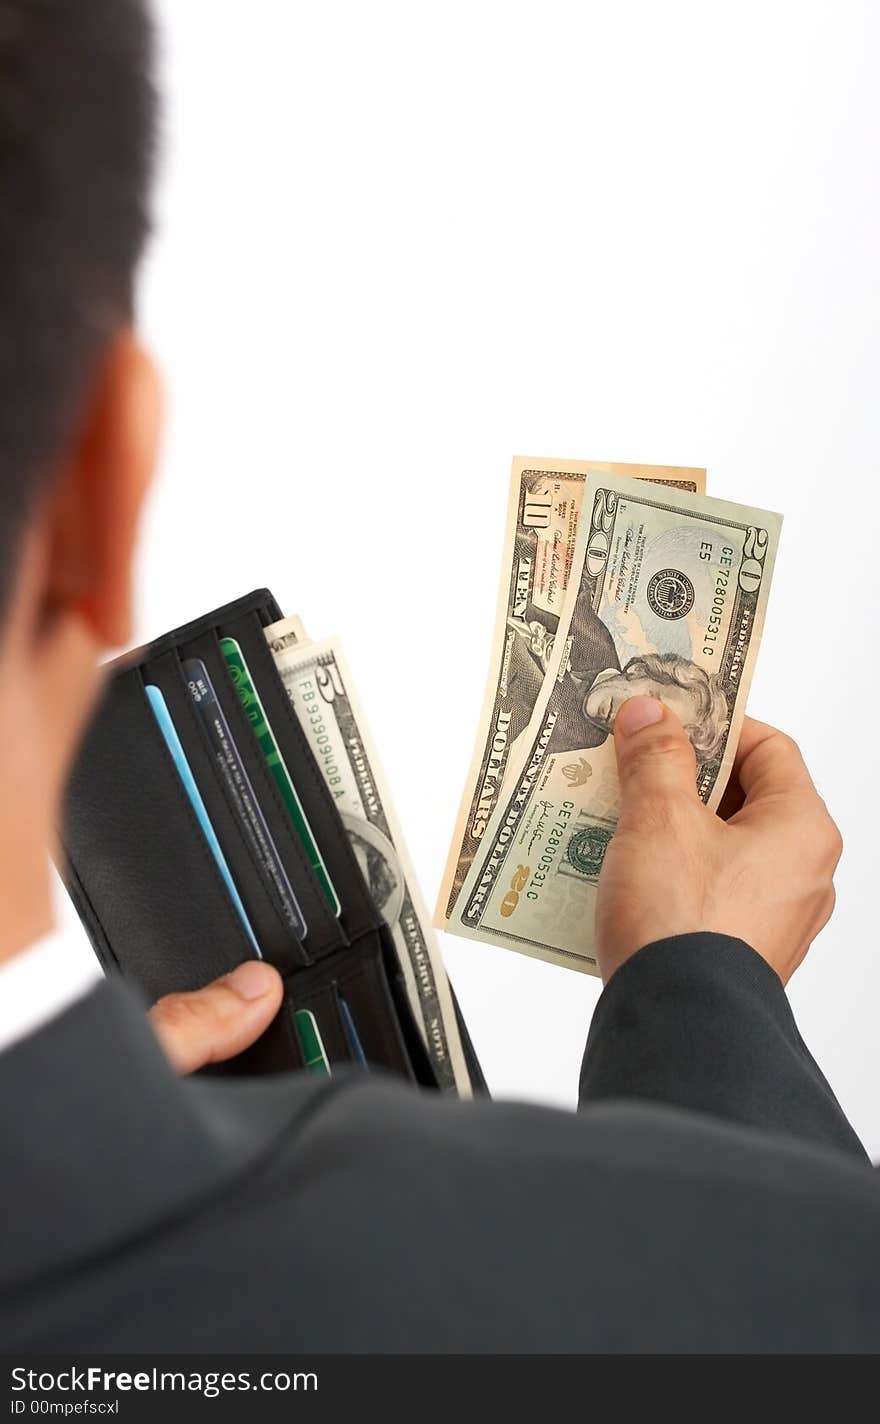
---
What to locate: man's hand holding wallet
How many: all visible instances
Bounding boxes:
[60,588,484,1094]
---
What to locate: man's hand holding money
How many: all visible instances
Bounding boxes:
[595,698,843,985]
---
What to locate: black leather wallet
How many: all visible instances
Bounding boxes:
[60,588,484,1093]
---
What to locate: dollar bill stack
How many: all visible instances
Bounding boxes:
[438,463,781,974]
[435,457,707,924]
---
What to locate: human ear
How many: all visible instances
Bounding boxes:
[43,332,162,649]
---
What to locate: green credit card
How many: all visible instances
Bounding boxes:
[294,1009,331,1075]
[219,637,341,917]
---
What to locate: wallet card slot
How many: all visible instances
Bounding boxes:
[140,650,309,975]
[61,666,256,1002]
[292,982,353,1068]
[179,631,348,962]
[219,610,381,943]
[280,929,427,1083]
[333,928,432,1082]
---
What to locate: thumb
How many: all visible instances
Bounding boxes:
[150,960,284,1074]
[613,696,699,815]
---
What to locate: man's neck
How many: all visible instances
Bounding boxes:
[0,532,108,969]
[0,730,55,965]
[0,850,53,966]
[0,566,70,966]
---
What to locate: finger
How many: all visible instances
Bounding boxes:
[716,716,766,819]
[613,697,699,812]
[732,718,816,803]
[719,718,815,819]
[150,960,284,1075]
[730,716,778,777]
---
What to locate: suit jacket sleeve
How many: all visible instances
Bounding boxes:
[579,932,868,1160]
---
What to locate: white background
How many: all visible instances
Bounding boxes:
[55,0,880,1155]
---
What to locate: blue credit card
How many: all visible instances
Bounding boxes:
[145,682,261,956]
[339,995,369,1070]
[183,658,307,942]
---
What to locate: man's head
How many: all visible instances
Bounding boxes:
[584,652,730,764]
[0,0,161,954]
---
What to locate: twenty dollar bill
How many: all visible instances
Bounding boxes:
[444,470,781,974]
[434,456,706,924]
[265,620,472,1095]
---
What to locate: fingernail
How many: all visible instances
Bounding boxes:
[616,696,665,737]
[225,960,274,1000]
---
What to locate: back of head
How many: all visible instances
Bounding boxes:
[0,0,155,612]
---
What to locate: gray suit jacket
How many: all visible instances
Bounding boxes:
[0,934,877,1352]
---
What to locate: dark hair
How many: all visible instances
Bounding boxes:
[0,0,155,611]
